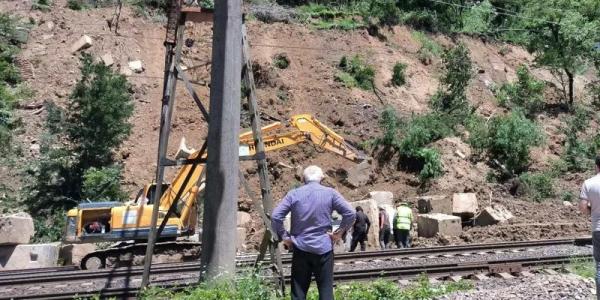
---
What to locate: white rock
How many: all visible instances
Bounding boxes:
[70,35,93,53]
[0,243,60,270]
[368,191,394,207]
[452,193,478,217]
[128,60,144,73]
[237,211,252,227]
[120,66,133,76]
[0,213,35,245]
[100,53,114,66]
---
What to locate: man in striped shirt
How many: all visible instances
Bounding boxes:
[272,165,356,300]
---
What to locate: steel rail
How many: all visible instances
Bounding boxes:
[6,253,592,300]
[0,237,590,286]
[240,237,592,264]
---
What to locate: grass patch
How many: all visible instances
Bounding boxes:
[140,273,472,300]
[298,3,365,31]
[412,31,443,56]
[272,54,290,69]
[140,273,280,300]
[66,0,86,10]
[392,62,407,86]
[336,55,375,90]
[308,274,472,299]
[569,258,595,279]
[31,0,51,11]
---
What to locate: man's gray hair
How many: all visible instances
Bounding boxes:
[303,165,325,182]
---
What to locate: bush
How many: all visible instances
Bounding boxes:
[461,0,495,35]
[398,112,453,156]
[32,210,66,243]
[400,10,439,32]
[562,107,596,172]
[431,43,473,115]
[496,65,545,117]
[273,54,290,69]
[519,171,555,201]
[412,31,443,57]
[417,147,443,182]
[82,166,127,201]
[392,62,407,86]
[360,0,401,27]
[0,14,27,156]
[336,55,375,90]
[373,106,402,148]
[472,110,544,174]
[32,0,51,11]
[66,0,85,10]
[298,3,364,30]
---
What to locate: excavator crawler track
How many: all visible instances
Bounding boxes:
[80,241,201,270]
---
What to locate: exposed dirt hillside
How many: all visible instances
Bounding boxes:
[3,1,596,249]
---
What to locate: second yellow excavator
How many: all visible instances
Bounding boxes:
[63,114,368,269]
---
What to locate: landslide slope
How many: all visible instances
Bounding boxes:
[2,1,595,247]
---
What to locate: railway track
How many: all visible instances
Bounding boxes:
[0,238,592,299]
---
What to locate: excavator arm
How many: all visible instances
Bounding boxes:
[155,114,369,227]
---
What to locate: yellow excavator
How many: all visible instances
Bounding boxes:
[64,114,368,269]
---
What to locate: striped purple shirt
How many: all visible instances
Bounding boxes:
[271,181,356,255]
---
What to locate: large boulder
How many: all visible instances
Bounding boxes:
[452,193,478,217]
[0,243,60,270]
[70,35,93,53]
[345,161,372,188]
[237,211,252,227]
[0,213,35,245]
[417,213,461,238]
[417,195,452,214]
[236,227,247,252]
[368,191,394,207]
[348,199,379,250]
[476,205,514,226]
[59,243,96,266]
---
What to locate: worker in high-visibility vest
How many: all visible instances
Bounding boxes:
[393,202,413,248]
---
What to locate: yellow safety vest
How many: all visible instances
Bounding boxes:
[395,206,412,230]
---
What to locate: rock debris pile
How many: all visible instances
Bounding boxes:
[440,274,595,300]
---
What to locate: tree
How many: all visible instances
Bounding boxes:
[24,55,132,240]
[475,110,544,174]
[521,0,600,106]
[496,65,545,117]
[67,54,133,169]
[431,43,473,122]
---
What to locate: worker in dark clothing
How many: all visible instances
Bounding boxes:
[378,206,391,249]
[350,206,370,252]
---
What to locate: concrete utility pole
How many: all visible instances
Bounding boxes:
[200,0,242,280]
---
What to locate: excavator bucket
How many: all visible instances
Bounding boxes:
[175,137,196,160]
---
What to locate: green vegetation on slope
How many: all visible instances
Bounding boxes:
[23,54,133,242]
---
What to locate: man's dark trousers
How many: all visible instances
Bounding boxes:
[394,229,410,248]
[291,248,334,300]
[350,230,367,252]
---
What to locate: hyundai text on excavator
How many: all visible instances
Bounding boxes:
[63,114,369,269]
